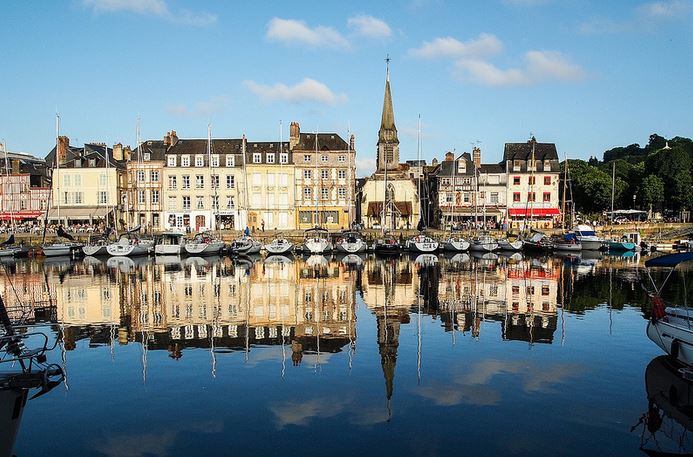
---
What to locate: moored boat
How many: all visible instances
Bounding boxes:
[645,252,693,366]
[574,224,605,250]
[183,233,225,256]
[263,238,294,255]
[334,230,367,254]
[302,227,332,254]
[469,234,498,252]
[406,232,439,253]
[442,235,470,252]
[553,232,582,252]
[374,231,401,255]
[155,231,185,256]
[229,236,262,255]
[498,237,524,251]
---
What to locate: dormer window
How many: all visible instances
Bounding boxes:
[181,155,190,167]
[253,153,261,163]
[280,153,289,164]
[211,154,219,167]
[195,155,204,167]
[167,155,176,167]
[144,153,151,161]
[266,153,275,164]
[457,160,466,173]
[513,160,522,171]
[225,155,235,167]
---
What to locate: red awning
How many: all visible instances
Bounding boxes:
[0,211,44,220]
[508,208,560,217]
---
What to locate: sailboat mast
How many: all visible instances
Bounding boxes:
[2,141,15,231]
[56,114,61,226]
[610,161,616,223]
[561,154,568,231]
[314,130,319,228]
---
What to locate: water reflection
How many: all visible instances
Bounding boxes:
[4,253,693,456]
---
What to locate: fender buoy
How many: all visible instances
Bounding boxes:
[671,339,680,360]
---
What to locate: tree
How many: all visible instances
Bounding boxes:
[640,175,664,210]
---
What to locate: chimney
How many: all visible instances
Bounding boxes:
[163,131,171,146]
[445,151,454,161]
[57,136,70,165]
[170,130,178,146]
[124,145,132,162]
[473,146,481,168]
[289,121,300,149]
[11,158,19,174]
[113,143,123,161]
[349,134,355,151]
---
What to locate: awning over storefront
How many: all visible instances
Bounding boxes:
[508,208,560,217]
[366,201,412,217]
[45,207,111,220]
[0,211,44,220]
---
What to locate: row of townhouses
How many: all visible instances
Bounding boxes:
[0,67,561,233]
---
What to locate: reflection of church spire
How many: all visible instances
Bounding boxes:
[377,55,400,172]
[377,312,400,403]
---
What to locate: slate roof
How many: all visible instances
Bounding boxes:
[132,140,167,161]
[293,133,349,151]
[503,141,558,162]
[433,152,476,177]
[45,143,124,169]
[165,138,245,155]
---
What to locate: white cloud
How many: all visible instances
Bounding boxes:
[165,95,229,117]
[266,18,349,48]
[638,0,689,18]
[455,50,585,86]
[347,15,392,38]
[580,0,690,34]
[408,33,503,59]
[82,0,217,26]
[244,78,347,105]
[356,158,376,176]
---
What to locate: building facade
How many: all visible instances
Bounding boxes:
[126,140,164,231]
[503,140,561,229]
[244,139,295,231]
[290,122,356,230]
[162,134,246,232]
[0,148,50,223]
[46,137,124,226]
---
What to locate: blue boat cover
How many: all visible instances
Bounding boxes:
[645,252,693,268]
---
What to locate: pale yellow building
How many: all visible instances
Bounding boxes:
[46,137,124,226]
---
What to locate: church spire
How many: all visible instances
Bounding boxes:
[377,55,399,172]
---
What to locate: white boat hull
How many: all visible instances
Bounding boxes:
[82,245,108,256]
[0,248,17,258]
[579,239,603,250]
[442,239,470,252]
[155,244,182,256]
[183,241,224,255]
[303,239,332,254]
[264,241,294,255]
[648,309,693,366]
[498,239,524,251]
[335,240,367,253]
[554,243,582,252]
[407,240,439,253]
[106,243,149,257]
[469,242,498,252]
[42,244,73,257]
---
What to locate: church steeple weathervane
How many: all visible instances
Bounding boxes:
[377,54,399,172]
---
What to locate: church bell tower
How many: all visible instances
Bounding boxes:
[377,56,400,172]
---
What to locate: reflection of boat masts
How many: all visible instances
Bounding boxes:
[59,323,69,391]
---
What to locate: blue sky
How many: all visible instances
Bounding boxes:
[1,0,692,175]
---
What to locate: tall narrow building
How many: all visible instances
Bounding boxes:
[358,60,421,230]
[377,65,399,172]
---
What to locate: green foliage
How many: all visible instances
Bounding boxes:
[578,133,693,212]
[640,175,664,208]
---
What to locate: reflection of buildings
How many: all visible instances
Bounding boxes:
[437,258,559,343]
[48,257,356,360]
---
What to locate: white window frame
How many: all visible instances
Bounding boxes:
[195,155,204,167]
[181,155,190,167]
[266,153,275,164]
[211,154,219,168]
[225,155,235,167]
[280,153,288,164]
[167,155,176,167]
[253,153,261,164]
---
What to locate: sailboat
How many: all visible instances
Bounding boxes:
[106,225,151,256]
[183,125,224,256]
[42,115,83,257]
[406,117,439,254]
[0,234,18,258]
[83,145,116,257]
[469,167,498,253]
[229,134,262,256]
[334,229,367,253]
[441,153,469,252]
[301,130,332,254]
[552,155,582,252]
